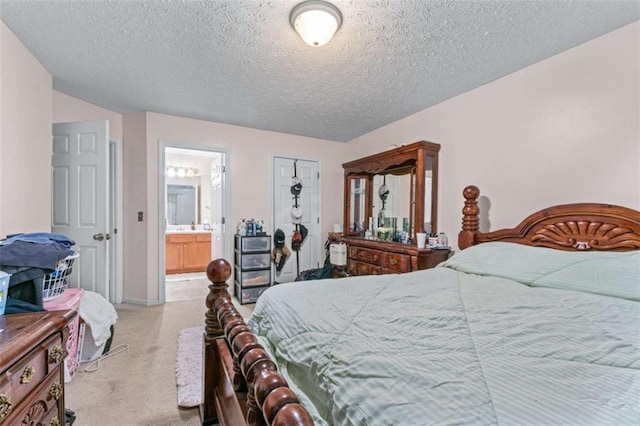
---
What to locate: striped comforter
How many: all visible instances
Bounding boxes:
[248,243,639,425]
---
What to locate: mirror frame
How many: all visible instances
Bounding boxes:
[344,174,372,234]
[342,141,440,241]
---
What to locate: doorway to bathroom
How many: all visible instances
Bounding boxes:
[159,142,228,303]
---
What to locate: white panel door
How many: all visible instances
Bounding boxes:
[272,157,321,283]
[210,154,226,261]
[52,121,110,300]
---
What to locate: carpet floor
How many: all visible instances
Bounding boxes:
[65,279,254,425]
[66,300,205,425]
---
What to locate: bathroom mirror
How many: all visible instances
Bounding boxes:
[342,141,440,241]
[166,184,197,225]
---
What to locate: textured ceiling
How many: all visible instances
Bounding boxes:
[1,1,637,142]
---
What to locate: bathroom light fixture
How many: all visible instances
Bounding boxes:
[165,166,198,178]
[290,0,342,47]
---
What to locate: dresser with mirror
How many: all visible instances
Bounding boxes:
[341,141,450,276]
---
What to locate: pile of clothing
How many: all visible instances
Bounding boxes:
[0,232,76,313]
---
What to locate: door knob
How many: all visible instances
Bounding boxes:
[93,233,105,241]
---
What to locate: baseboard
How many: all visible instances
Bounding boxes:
[122,297,160,306]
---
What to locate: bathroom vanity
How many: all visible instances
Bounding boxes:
[165,231,212,274]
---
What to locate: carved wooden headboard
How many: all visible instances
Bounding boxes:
[458,185,640,251]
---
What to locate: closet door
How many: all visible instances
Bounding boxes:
[272,157,321,283]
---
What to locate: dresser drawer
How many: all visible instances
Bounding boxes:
[7,333,63,410]
[380,252,410,272]
[195,233,212,242]
[348,259,381,276]
[417,249,451,269]
[4,366,63,426]
[349,246,382,265]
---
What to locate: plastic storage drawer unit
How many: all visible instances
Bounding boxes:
[234,234,272,304]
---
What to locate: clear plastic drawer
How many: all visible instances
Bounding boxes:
[234,283,269,305]
[235,252,271,270]
[236,235,270,252]
[235,268,270,287]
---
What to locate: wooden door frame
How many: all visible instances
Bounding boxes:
[109,138,124,304]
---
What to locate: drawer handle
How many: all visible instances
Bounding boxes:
[49,416,61,426]
[50,345,65,364]
[20,366,35,384]
[49,381,63,401]
[0,394,11,419]
[389,258,398,265]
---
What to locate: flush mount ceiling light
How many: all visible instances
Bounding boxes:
[290,0,342,47]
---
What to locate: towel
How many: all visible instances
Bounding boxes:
[78,291,118,346]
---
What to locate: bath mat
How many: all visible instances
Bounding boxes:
[175,326,203,408]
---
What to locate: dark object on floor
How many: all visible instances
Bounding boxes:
[295,255,332,281]
[103,325,115,354]
[65,408,76,425]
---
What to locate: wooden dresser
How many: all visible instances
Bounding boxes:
[0,310,75,425]
[342,237,450,276]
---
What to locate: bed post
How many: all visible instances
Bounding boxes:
[459,185,480,250]
[201,258,234,425]
[202,258,315,426]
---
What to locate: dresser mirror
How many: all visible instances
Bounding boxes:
[342,141,440,242]
[347,175,369,233]
[372,172,412,228]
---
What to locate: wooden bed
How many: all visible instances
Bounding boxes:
[199,185,640,426]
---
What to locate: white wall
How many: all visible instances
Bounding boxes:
[347,22,640,247]
[0,21,52,238]
[141,112,347,303]
[53,90,123,140]
[122,112,148,303]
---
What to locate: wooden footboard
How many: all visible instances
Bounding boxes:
[200,258,314,426]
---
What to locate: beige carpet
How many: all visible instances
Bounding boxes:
[65,280,254,425]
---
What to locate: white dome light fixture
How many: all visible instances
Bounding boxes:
[290,0,342,47]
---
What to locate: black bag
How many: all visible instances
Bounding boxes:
[295,254,332,281]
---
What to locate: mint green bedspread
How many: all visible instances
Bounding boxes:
[248,243,639,425]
